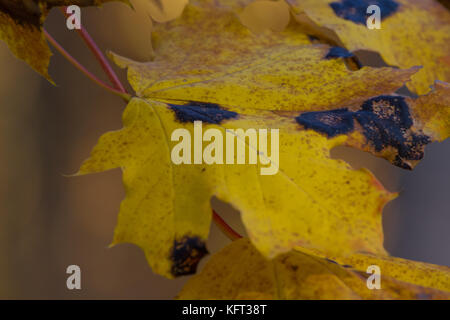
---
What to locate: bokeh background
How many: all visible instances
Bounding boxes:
[0,1,448,299]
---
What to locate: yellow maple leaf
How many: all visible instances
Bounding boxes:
[0,0,129,81]
[79,97,395,277]
[342,81,450,169]
[177,238,450,299]
[286,0,450,95]
[78,0,449,279]
[111,0,449,168]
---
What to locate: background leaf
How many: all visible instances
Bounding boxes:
[0,0,129,80]
[178,238,450,299]
[287,0,450,95]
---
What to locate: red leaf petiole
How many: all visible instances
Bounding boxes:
[44,29,131,102]
[59,7,128,94]
[212,210,243,241]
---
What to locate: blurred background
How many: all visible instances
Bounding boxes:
[0,1,448,299]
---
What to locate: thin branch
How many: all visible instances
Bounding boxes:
[60,7,128,94]
[44,29,132,102]
[212,210,242,241]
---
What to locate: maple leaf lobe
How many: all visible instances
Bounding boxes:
[296,95,433,169]
[330,0,399,25]
[169,101,239,124]
[356,95,431,169]
[171,236,208,277]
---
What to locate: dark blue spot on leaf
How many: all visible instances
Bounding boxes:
[325,47,354,59]
[295,108,355,137]
[171,236,208,277]
[169,101,238,124]
[295,95,431,169]
[330,0,399,25]
[355,96,430,166]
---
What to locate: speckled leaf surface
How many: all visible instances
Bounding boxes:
[78,97,396,278]
[178,238,450,299]
[287,0,450,95]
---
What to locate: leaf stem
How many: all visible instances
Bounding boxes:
[59,7,128,94]
[44,29,131,102]
[212,210,242,241]
[50,10,240,243]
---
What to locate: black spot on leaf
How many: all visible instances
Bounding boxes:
[295,95,431,169]
[295,108,355,137]
[330,0,399,25]
[171,236,208,277]
[325,47,354,59]
[354,96,430,167]
[169,101,238,124]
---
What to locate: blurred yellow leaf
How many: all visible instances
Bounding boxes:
[0,0,128,81]
[325,251,450,292]
[178,238,450,299]
[286,0,450,95]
